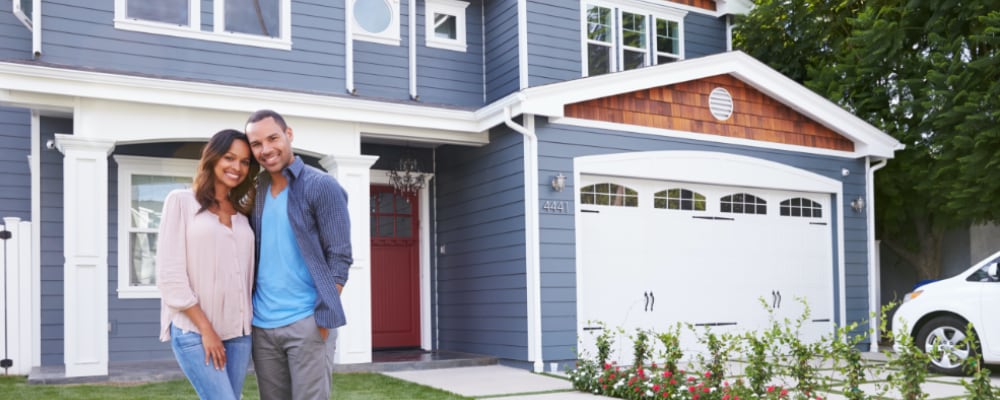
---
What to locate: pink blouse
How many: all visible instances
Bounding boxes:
[157,189,255,342]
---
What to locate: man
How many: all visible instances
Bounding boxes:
[245,109,353,400]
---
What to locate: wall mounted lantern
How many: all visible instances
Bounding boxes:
[551,173,566,192]
[850,196,865,212]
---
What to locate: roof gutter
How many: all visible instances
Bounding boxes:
[867,157,888,352]
[503,104,544,373]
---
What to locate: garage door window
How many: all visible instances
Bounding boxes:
[779,197,822,218]
[720,193,766,214]
[654,188,705,211]
[580,183,638,207]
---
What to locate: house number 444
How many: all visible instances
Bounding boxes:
[542,200,569,213]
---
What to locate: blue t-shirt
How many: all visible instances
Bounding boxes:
[252,186,317,328]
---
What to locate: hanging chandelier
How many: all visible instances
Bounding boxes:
[388,154,427,196]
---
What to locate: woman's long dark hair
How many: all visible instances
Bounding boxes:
[192,129,259,215]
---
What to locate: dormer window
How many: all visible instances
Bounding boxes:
[352,0,402,46]
[425,0,469,52]
[114,0,292,50]
[582,1,686,76]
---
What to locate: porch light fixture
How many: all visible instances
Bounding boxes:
[850,196,865,212]
[388,153,426,196]
[551,173,566,192]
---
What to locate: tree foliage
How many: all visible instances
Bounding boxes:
[734,0,1000,280]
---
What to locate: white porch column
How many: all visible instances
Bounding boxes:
[54,134,115,378]
[319,154,378,364]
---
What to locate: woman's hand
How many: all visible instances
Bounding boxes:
[201,327,227,370]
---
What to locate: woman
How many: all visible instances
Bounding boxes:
[157,129,259,400]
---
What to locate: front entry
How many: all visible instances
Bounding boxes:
[370,186,421,349]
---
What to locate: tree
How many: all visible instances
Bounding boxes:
[734,0,1000,281]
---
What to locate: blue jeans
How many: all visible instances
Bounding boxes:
[171,324,252,400]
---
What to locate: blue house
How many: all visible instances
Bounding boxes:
[0,0,901,379]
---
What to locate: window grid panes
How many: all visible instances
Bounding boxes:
[779,198,822,218]
[586,5,613,76]
[654,188,706,211]
[434,13,457,39]
[584,3,683,76]
[580,183,639,207]
[225,0,279,37]
[720,193,767,215]
[620,11,647,71]
[370,191,414,238]
[655,18,679,64]
[128,175,191,287]
[127,0,189,25]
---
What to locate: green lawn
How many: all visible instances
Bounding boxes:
[0,373,470,399]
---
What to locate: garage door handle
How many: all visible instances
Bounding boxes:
[581,209,599,213]
[771,290,783,308]
[643,291,654,312]
[583,326,604,331]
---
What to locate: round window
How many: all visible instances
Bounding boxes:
[354,0,392,34]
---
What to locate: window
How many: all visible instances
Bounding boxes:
[654,188,705,211]
[582,1,686,76]
[425,0,469,52]
[13,0,32,29]
[352,0,401,45]
[779,198,822,218]
[114,0,291,50]
[115,156,196,299]
[720,193,766,215]
[580,183,638,207]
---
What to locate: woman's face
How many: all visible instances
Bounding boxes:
[213,139,252,190]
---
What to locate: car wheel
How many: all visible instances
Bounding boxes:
[914,315,978,375]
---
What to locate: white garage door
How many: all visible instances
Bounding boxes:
[577,174,834,363]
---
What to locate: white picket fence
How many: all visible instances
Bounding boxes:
[0,217,33,375]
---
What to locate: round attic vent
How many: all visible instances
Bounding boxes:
[708,87,734,120]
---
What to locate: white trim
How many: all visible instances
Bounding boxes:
[581,0,687,76]
[867,158,888,351]
[370,170,435,350]
[30,111,41,371]
[113,155,197,299]
[346,0,355,94]
[31,0,40,57]
[113,0,292,50]
[408,0,417,99]
[351,0,402,46]
[517,0,528,90]
[424,0,469,52]
[552,116,862,159]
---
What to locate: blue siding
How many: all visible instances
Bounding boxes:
[353,0,411,100]
[33,0,346,96]
[526,0,580,87]
[684,13,727,58]
[436,127,528,361]
[534,117,873,361]
[414,0,485,106]
[39,116,72,365]
[484,0,520,103]
[0,107,31,221]
[0,2,32,60]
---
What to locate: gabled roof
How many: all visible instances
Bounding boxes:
[506,51,903,159]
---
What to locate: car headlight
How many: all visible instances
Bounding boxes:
[902,290,923,303]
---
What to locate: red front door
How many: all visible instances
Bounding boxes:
[370,186,421,349]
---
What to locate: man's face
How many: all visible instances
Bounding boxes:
[246,116,294,175]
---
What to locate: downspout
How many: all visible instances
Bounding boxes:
[867,157,888,352]
[725,15,733,52]
[345,0,355,94]
[32,0,41,57]
[517,0,528,90]
[503,105,544,373]
[409,0,417,100]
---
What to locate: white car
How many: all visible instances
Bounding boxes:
[892,249,1000,375]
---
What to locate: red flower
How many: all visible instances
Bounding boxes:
[767,386,776,393]
[723,395,730,400]
[688,376,696,382]
[689,386,697,393]
[662,392,670,398]
[669,379,677,385]
[610,374,616,380]
[663,370,673,378]
[693,394,700,400]
[604,363,612,370]
[652,362,658,369]
[705,371,712,378]
[703,386,711,393]
[780,389,789,397]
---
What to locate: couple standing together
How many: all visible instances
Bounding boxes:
[156,109,352,400]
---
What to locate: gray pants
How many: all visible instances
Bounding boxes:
[252,315,337,400]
